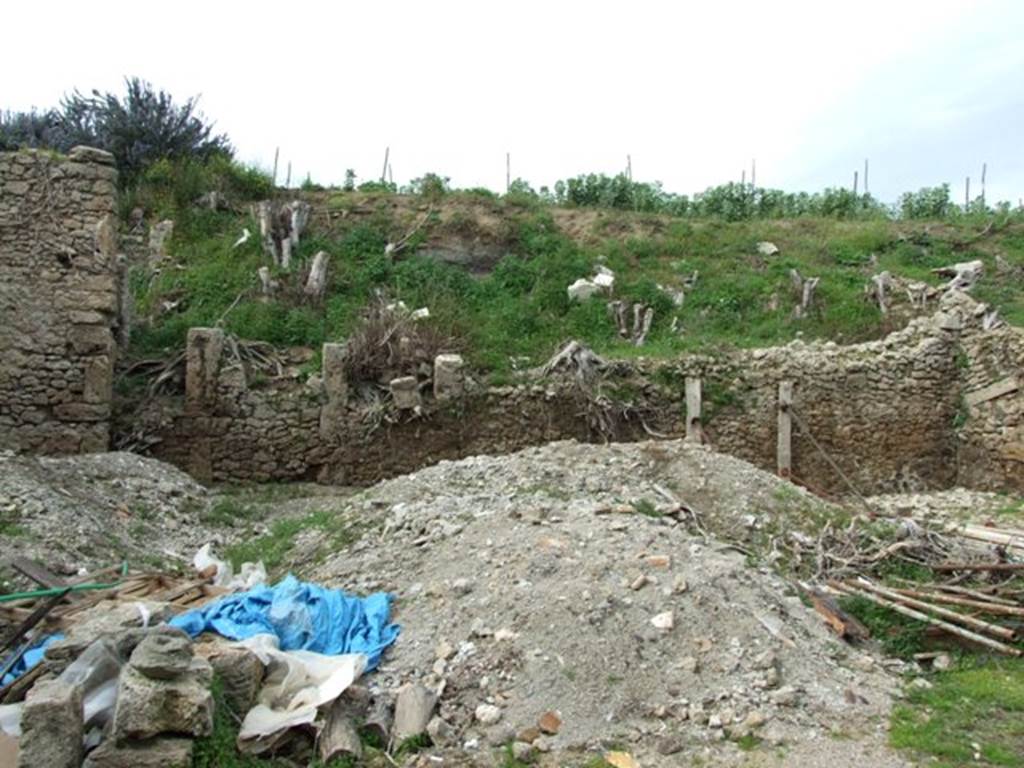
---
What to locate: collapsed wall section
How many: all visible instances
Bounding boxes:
[0,148,120,453]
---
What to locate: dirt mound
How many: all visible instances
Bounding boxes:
[298,440,906,766]
[0,451,216,588]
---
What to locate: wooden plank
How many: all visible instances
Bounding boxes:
[685,377,702,443]
[10,557,66,589]
[965,376,1020,407]
[777,381,793,478]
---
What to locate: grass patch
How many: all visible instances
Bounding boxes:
[630,498,662,518]
[127,192,1024,378]
[838,595,927,658]
[890,657,1024,766]
[224,508,372,573]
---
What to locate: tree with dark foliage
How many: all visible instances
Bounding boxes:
[1,78,231,183]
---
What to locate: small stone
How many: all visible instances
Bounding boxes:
[708,713,723,729]
[656,735,684,755]
[534,736,555,753]
[932,653,953,671]
[646,555,671,569]
[451,578,473,595]
[651,611,674,631]
[769,685,800,706]
[494,628,519,642]
[673,576,689,594]
[910,677,934,691]
[130,633,193,680]
[538,710,562,734]
[427,716,454,746]
[512,741,535,761]
[744,710,768,728]
[680,656,699,673]
[475,703,503,725]
[630,574,649,591]
[517,726,541,743]
[435,639,455,660]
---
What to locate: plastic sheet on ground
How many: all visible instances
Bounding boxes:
[168,575,399,670]
[0,633,64,687]
[235,634,366,747]
[193,543,267,590]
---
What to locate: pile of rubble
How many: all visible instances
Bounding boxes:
[296,440,913,765]
[0,452,219,584]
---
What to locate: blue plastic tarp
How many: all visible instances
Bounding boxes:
[1,633,64,687]
[169,575,400,669]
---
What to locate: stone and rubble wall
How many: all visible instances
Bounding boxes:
[129,298,1016,494]
[953,296,1024,492]
[0,148,120,453]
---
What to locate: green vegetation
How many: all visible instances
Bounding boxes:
[890,657,1024,767]
[122,179,1024,380]
[224,508,372,574]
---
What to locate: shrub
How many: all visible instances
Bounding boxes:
[899,185,955,220]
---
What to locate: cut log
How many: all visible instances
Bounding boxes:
[362,695,393,748]
[391,682,436,747]
[633,306,654,346]
[809,588,869,641]
[304,251,330,301]
[319,698,363,763]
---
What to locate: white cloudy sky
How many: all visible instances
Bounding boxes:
[5,0,1023,203]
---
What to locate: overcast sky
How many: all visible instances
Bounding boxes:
[5,0,1023,204]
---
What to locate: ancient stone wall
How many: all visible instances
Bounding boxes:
[952,295,1024,492]
[0,148,120,453]
[128,300,1008,494]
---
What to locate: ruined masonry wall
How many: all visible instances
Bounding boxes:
[132,307,1001,494]
[0,148,120,453]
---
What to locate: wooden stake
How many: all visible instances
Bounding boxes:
[965,176,971,209]
[751,158,756,187]
[832,583,1022,656]
[891,588,1024,618]
[853,170,859,196]
[741,169,746,186]
[506,152,511,193]
[626,154,632,182]
[981,162,987,206]
[777,381,793,478]
[853,580,1019,641]
[285,162,292,190]
[864,158,869,195]
[272,147,279,187]
[381,147,390,183]
[685,377,702,443]
[388,164,394,186]
[934,562,1024,573]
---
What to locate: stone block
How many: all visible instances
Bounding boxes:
[83,736,193,768]
[322,342,349,405]
[148,220,174,264]
[130,633,194,680]
[195,643,264,714]
[69,146,115,165]
[69,324,113,355]
[390,376,421,410]
[185,328,225,408]
[434,354,465,400]
[17,679,84,768]
[83,355,113,404]
[54,402,109,422]
[112,659,214,742]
